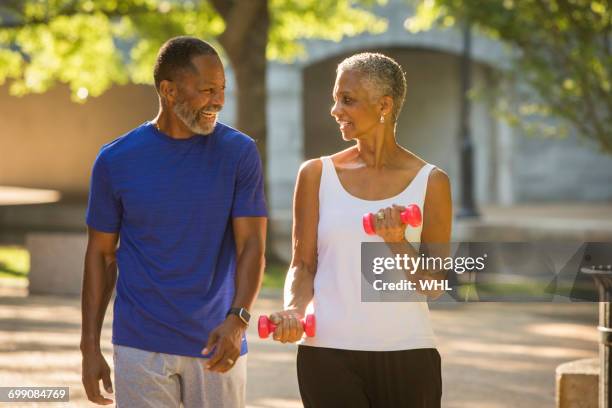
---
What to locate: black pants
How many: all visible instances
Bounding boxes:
[297,345,442,408]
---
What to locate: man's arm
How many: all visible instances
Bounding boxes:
[230,217,267,311]
[203,216,266,373]
[80,227,118,405]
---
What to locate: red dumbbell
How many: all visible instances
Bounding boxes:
[258,314,316,338]
[363,204,422,235]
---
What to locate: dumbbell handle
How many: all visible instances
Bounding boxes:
[363,204,422,235]
[258,314,316,338]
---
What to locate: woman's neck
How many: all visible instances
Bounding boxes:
[356,124,401,169]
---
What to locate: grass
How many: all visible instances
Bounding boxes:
[262,263,287,289]
[0,246,30,279]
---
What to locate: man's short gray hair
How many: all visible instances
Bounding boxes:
[337,52,407,122]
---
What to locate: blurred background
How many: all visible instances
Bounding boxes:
[0,0,609,406]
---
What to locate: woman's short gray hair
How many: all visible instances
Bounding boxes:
[337,52,407,122]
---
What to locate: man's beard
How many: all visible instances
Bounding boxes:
[173,99,219,135]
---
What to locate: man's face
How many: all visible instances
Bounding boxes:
[172,54,225,135]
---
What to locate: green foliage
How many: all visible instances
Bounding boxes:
[0,246,29,279]
[268,0,388,61]
[0,0,387,101]
[120,2,224,85]
[11,13,129,99]
[407,0,612,152]
[262,262,288,289]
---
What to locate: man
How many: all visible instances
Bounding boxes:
[80,36,267,407]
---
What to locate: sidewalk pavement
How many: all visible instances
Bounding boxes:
[0,280,598,407]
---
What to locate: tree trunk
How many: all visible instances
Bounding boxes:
[224,4,268,171]
[216,1,284,263]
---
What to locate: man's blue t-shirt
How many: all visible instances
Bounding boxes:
[85,121,267,358]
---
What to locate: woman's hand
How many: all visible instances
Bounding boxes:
[269,309,305,343]
[374,204,407,243]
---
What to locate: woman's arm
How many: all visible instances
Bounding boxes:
[375,168,453,299]
[269,159,322,343]
[418,167,453,298]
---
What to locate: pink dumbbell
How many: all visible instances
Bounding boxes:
[258,314,316,338]
[363,204,422,235]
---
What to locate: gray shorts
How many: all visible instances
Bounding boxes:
[113,344,246,408]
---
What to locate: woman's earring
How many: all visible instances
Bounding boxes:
[379,115,385,124]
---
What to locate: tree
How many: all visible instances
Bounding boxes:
[407,0,612,153]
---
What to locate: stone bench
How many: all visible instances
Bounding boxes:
[26,233,87,296]
[556,358,598,408]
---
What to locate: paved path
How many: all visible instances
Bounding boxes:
[0,281,598,407]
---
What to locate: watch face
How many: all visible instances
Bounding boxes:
[239,308,251,322]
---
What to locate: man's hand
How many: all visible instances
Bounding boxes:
[201,315,245,373]
[269,309,304,343]
[81,350,113,405]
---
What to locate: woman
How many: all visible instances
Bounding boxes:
[269,52,452,407]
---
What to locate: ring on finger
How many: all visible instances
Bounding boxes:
[376,211,385,220]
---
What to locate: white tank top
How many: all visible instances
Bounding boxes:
[301,156,437,351]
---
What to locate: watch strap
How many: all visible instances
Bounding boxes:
[227,307,250,325]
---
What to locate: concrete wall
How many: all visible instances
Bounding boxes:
[514,133,612,202]
[266,64,303,225]
[0,84,158,196]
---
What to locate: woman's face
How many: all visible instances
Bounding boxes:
[330,69,381,141]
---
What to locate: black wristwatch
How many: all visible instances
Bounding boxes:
[227,307,251,326]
